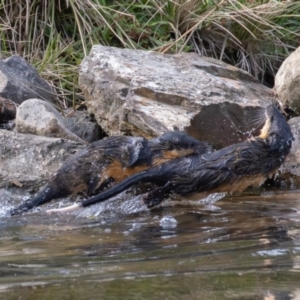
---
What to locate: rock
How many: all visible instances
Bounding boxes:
[0,55,56,104]
[0,96,16,129]
[282,117,300,177]
[0,130,85,192]
[275,46,300,114]
[15,99,86,144]
[64,109,103,143]
[79,45,274,148]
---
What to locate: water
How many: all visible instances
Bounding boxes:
[1,186,300,299]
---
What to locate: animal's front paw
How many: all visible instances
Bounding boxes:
[143,188,165,208]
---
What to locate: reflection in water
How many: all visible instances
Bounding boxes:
[1,187,300,299]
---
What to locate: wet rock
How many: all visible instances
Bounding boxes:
[79,45,274,148]
[282,117,300,177]
[16,99,86,144]
[64,109,103,143]
[0,56,56,104]
[275,46,300,114]
[0,130,85,193]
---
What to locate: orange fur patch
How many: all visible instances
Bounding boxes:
[210,174,268,194]
[100,160,148,184]
[258,118,270,139]
[95,148,197,190]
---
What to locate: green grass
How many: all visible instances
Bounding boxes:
[0,0,300,107]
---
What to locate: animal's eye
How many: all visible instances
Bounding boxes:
[270,116,274,122]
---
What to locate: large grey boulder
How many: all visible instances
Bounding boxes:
[16,99,86,144]
[79,45,274,148]
[282,117,300,177]
[0,56,56,104]
[275,46,300,114]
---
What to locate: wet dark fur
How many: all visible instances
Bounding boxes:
[10,131,213,215]
[80,104,294,209]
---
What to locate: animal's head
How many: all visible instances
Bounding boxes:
[259,103,294,152]
[158,131,214,155]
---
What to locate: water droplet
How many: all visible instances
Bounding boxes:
[159,215,178,229]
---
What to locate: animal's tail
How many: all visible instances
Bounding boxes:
[10,185,68,216]
[81,169,162,208]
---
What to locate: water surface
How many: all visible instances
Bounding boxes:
[1,186,300,299]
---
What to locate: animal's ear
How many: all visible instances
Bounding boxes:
[128,147,140,166]
[128,138,148,166]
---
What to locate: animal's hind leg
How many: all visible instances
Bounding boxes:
[87,177,114,196]
[143,182,175,208]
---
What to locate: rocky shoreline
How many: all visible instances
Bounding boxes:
[1,46,300,208]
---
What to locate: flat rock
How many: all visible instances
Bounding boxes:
[0,130,85,192]
[79,45,274,148]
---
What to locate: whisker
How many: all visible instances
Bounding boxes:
[248,109,266,131]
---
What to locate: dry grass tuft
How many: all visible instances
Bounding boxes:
[0,0,299,106]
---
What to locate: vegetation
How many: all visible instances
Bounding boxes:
[0,0,300,107]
